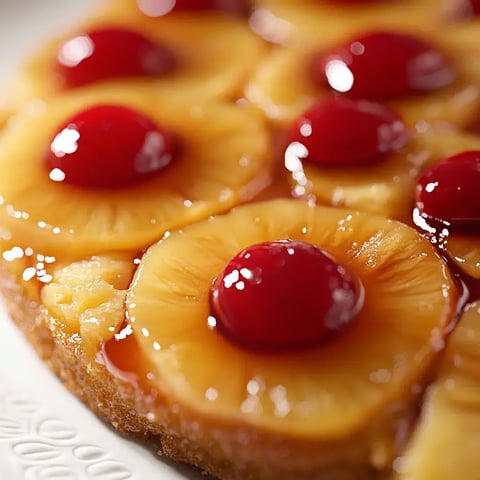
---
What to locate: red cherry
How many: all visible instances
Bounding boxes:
[136,0,248,16]
[468,0,480,14]
[45,105,175,189]
[210,239,363,351]
[416,151,480,228]
[312,31,455,100]
[453,0,480,17]
[56,28,175,88]
[287,97,408,167]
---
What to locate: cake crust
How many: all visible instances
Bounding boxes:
[0,259,379,480]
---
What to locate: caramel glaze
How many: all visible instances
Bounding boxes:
[96,322,143,387]
[99,129,472,404]
[96,130,470,476]
[412,211,480,307]
[98,128,294,386]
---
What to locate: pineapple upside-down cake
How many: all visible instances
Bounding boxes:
[1,1,480,479]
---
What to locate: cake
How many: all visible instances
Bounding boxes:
[0,1,479,479]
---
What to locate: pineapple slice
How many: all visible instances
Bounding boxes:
[127,199,457,475]
[444,234,480,279]
[42,254,134,356]
[0,1,265,118]
[286,125,480,223]
[395,302,480,480]
[0,88,271,258]
[245,24,480,129]
[252,0,450,46]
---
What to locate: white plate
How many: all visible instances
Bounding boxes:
[0,2,206,479]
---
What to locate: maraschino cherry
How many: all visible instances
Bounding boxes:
[287,97,408,167]
[451,0,480,18]
[46,105,175,189]
[313,31,455,100]
[467,0,480,14]
[56,27,175,88]
[416,151,480,228]
[136,0,248,16]
[210,239,363,351]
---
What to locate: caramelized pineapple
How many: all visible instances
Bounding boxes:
[245,24,480,130]
[0,2,265,119]
[42,254,133,355]
[252,0,451,46]
[395,302,480,480]
[0,88,271,258]
[444,235,480,278]
[124,199,457,478]
[285,100,480,223]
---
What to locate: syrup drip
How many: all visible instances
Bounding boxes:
[413,208,480,310]
[96,322,141,385]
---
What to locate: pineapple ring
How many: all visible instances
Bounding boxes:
[252,0,450,46]
[0,3,265,119]
[245,24,480,129]
[0,88,271,257]
[287,127,480,223]
[444,234,480,279]
[396,302,480,480]
[127,199,457,441]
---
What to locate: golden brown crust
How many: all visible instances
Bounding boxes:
[0,255,389,480]
[0,197,456,480]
